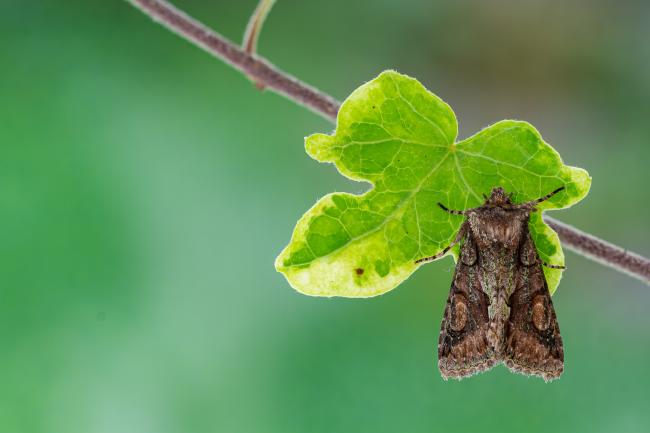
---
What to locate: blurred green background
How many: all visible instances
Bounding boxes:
[1,0,649,432]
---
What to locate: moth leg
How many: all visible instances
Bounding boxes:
[542,262,566,270]
[415,223,468,264]
[438,202,465,216]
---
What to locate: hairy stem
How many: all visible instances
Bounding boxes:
[242,0,277,89]
[543,218,650,284]
[126,0,650,284]
[127,0,339,120]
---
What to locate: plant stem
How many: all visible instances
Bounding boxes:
[126,0,650,284]
[543,218,650,283]
[242,0,277,89]
[127,0,339,120]
[243,0,276,55]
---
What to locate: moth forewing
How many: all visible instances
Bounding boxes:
[503,226,564,381]
[437,222,495,379]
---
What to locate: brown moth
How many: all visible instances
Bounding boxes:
[415,186,566,382]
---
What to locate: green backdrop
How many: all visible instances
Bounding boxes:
[1,0,649,432]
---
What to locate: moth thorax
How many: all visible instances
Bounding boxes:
[476,214,523,246]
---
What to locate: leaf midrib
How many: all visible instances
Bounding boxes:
[286,151,452,268]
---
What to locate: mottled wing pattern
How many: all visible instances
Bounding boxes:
[504,228,564,381]
[438,230,496,379]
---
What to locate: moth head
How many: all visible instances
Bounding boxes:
[485,186,513,207]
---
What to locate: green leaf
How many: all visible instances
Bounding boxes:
[275,70,590,297]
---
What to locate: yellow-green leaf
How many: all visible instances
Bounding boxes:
[276,70,590,297]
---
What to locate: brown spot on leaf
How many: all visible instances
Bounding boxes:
[355,268,364,276]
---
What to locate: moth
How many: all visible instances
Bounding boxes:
[415,186,566,382]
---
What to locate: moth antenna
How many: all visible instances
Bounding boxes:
[438,202,465,216]
[531,186,565,205]
[542,262,566,270]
